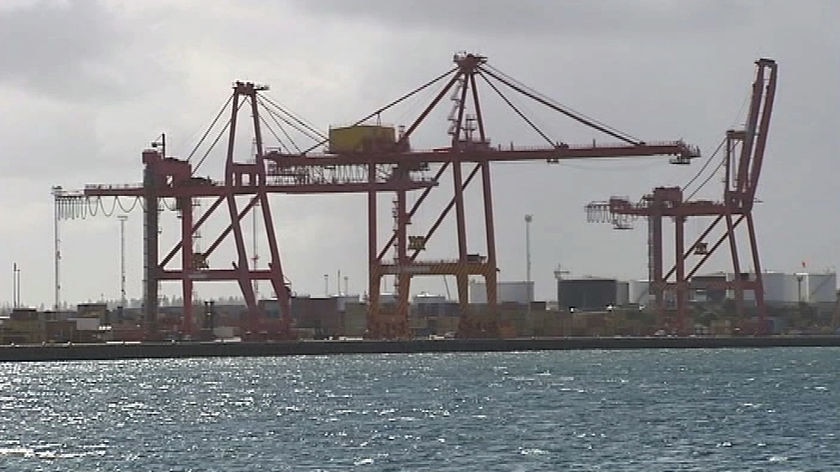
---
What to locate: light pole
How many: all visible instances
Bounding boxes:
[12,262,20,309]
[525,214,533,316]
[118,215,128,309]
[324,274,329,297]
[52,186,62,311]
[12,262,17,309]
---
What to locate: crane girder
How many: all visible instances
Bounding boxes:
[265,141,698,168]
[81,180,436,199]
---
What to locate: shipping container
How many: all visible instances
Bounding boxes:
[328,125,396,153]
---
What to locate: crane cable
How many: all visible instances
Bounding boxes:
[476,70,555,148]
[257,100,300,154]
[187,94,234,162]
[116,196,141,213]
[682,137,726,197]
[685,154,726,201]
[259,94,328,141]
[682,83,753,198]
[257,97,324,146]
[191,99,247,176]
[480,63,642,145]
[258,114,293,154]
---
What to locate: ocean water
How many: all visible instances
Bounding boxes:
[0,348,838,471]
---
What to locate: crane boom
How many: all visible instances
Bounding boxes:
[265,141,698,167]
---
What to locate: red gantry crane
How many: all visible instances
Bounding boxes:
[56,53,699,340]
[265,53,698,338]
[586,59,778,335]
[55,81,436,340]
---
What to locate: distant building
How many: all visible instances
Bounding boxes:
[557,277,626,312]
[627,271,837,308]
[411,293,459,318]
[757,271,836,304]
[691,273,728,304]
[469,281,533,305]
[413,292,447,305]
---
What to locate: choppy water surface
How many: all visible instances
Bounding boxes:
[0,348,838,471]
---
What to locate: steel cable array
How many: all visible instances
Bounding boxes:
[54,196,143,220]
[480,64,642,145]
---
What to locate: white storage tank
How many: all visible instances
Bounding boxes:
[805,272,837,303]
[730,271,836,304]
[760,272,799,304]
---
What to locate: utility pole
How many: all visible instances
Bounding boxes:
[324,274,329,297]
[525,214,533,316]
[118,215,128,309]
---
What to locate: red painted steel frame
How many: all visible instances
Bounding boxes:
[342,54,696,339]
[85,82,297,339]
[589,59,777,334]
[68,54,699,340]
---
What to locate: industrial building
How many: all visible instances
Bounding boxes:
[591,271,838,310]
[556,277,629,312]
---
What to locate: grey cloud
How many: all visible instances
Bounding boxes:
[287,0,752,38]
[0,0,129,101]
[1,0,838,306]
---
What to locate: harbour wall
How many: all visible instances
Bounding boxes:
[1,336,840,362]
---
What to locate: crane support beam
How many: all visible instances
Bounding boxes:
[158,269,277,280]
[378,262,492,276]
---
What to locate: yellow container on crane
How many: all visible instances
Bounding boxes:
[328,125,397,154]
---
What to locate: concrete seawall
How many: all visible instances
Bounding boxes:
[1,336,839,362]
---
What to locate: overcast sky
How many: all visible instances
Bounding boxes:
[1,0,838,309]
